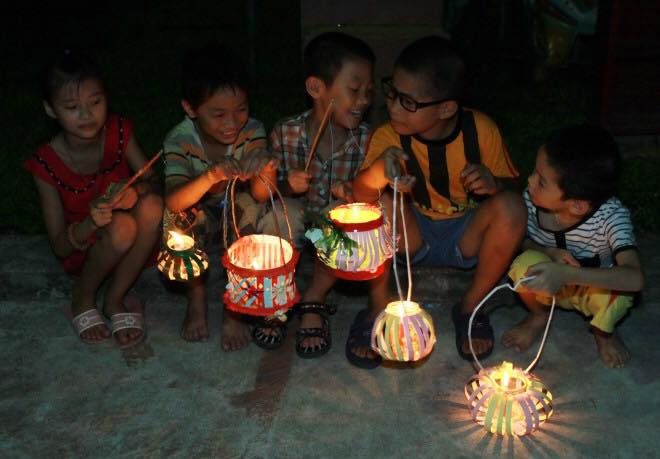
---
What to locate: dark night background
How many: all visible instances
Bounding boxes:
[2,0,658,233]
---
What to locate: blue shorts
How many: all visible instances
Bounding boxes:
[408,206,477,269]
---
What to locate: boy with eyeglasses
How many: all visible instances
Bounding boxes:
[352,36,526,361]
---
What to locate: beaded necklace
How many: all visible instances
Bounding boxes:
[35,117,125,195]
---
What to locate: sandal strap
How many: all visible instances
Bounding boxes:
[110,312,144,335]
[295,301,337,318]
[452,305,494,341]
[296,326,330,341]
[72,308,105,335]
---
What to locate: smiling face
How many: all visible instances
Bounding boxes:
[183,86,249,145]
[320,57,374,130]
[44,78,108,142]
[387,67,458,140]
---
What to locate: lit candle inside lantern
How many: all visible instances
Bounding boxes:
[167,230,194,251]
[501,362,512,390]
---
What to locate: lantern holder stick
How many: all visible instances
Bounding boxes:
[468,277,557,373]
[304,99,335,172]
[117,150,163,196]
[391,177,413,302]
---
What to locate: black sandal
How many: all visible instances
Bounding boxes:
[295,302,337,359]
[452,303,494,361]
[252,318,287,350]
[345,309,382,369]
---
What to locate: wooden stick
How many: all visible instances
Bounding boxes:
[117,150,163,195]
[304,99,334,172]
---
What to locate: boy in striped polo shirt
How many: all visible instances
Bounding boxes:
[162,43,276,350]
[505,124,644,368]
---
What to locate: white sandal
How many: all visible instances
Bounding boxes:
[110,312,145,349]
[71,308,109,343]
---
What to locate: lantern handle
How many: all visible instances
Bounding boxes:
[221,175,296,252]
[467,276,557,373]
[390,177,413,303]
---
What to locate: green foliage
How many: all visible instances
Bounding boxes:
[304,209,358,257]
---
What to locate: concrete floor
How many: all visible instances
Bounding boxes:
[2,234,660,458]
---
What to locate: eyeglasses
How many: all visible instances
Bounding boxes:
[381,77,450,113]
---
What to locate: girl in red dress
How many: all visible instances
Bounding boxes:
[25,49,163,347]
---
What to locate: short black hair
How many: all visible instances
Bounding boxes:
[42,48,104,103]
[181,42,249,109]
[544,124,622,206]
[304,32,375,85]
[394,36,465,100]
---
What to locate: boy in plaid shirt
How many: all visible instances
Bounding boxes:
[270,32,382,361]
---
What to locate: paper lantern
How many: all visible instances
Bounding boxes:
[465,361,554,436]
[222,234,300,317]
[157,231,209,281]
[311,203,393,280]
[371,300,436,361]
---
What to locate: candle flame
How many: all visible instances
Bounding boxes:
[168,230,193,251]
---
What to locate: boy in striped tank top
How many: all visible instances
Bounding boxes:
[505,125,644,368]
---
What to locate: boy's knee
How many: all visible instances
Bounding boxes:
[105,212,138,251]
[492,191,526,228]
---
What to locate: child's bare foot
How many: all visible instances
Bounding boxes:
[593,330,630,368]
[299,312,324,350]
[181,298,209,342]
[502,312,549,352]
[221,309,251,351]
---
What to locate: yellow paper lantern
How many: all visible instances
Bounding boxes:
[462,276,558,436]
[371,300,436,361]
[157,231,209,281]
[465,361,553,436]
[312,202,393,280]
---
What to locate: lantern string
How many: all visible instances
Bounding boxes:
[467,276,556,372]
[391,177,414,302]
[221,174,296,266]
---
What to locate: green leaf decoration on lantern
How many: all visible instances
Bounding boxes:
[304,209,358,257]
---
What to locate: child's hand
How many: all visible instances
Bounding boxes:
[460,163,498,195]
[240,148,277,180]
[382,147,416,192]
[523,262,568,295]
[89,199,113,227]
[331,180,355,203]
[207,158,241,184]
[287,169,312,194]
[110,186,138,210]
[545,247,580,266]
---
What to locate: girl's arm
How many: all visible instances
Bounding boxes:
[33,177,98,258]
